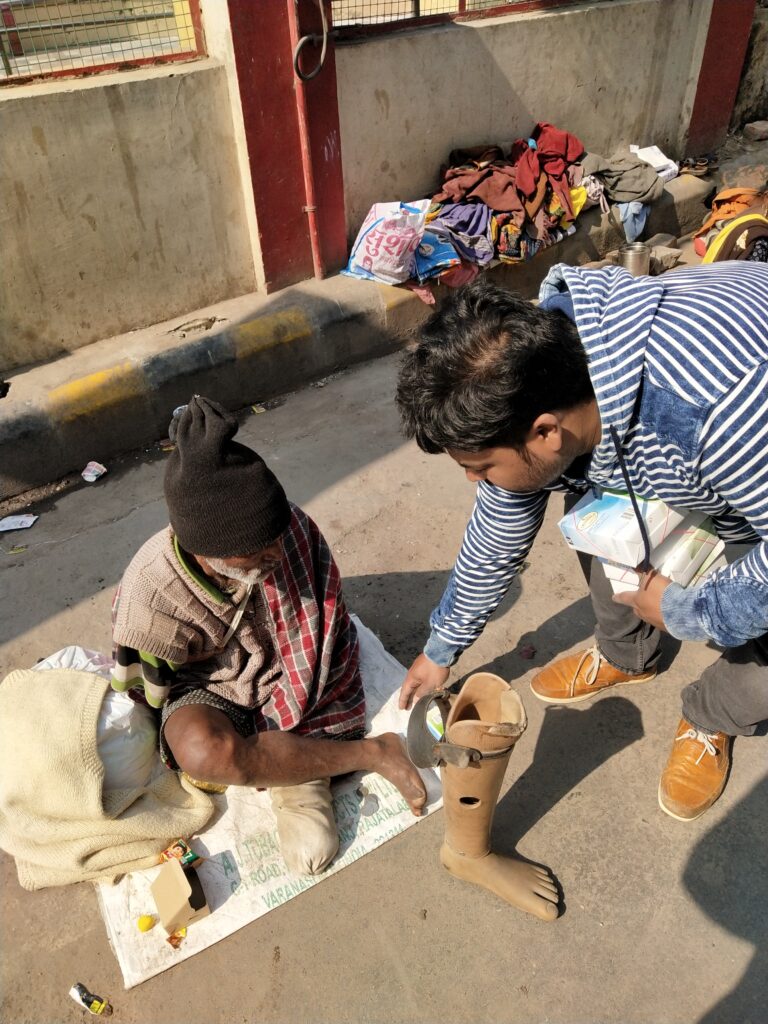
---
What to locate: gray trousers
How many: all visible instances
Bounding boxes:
[565,494,768,737]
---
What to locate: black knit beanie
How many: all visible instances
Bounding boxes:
[164,396,291,557]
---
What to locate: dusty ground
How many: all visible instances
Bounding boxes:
[1,353,767,1024]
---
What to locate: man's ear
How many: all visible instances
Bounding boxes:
[529,412,562,451]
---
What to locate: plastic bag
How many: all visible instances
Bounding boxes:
[98,690,158,791]
[344,200,431,284]
[33,645,159,791]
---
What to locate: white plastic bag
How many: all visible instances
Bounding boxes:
[33,645,159,791]
[344,199,431,285]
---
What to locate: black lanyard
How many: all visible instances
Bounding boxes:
[609,425,652,572]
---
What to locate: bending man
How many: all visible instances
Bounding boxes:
[396,265,768,822]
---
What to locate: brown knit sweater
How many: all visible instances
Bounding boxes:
[112,527,280,708]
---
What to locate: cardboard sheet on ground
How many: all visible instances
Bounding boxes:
[96,618,442,988]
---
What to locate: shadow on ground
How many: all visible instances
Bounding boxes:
[344,572,599,681]
[493,696,644,855]
[686,772,768,1024]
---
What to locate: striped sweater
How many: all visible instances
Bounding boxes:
[424,262,768,667]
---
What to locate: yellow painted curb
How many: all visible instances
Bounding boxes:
[47,361,145,423]
[377,283,419,311]
[231,310,313,359]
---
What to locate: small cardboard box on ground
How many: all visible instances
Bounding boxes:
[150,859,209,935]
[601,515,725,593]
[558,490,699,565]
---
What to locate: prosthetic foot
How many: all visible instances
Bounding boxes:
[408,673,559,922]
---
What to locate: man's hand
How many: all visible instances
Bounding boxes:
[612,570,671,631]
[399,653,450,711]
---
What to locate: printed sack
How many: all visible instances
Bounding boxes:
[344,200,430,284]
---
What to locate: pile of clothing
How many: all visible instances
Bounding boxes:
[344,121,674,300]
[422,122,668,291]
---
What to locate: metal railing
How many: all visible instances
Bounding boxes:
[332,0,608,34]
[0,0,203,83]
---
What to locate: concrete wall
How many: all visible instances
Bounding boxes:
[731,5,768,128]
[0,60,256,373]
[335,0,712,236]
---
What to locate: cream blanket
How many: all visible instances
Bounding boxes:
[0,668,213,890]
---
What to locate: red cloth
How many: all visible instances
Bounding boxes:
[259,507,365,738]
[511,122,585,219]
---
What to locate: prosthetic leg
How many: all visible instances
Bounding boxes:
[409,672,559,922]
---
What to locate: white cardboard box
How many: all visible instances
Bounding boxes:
[602,516,724,593]
[558,490,699,566]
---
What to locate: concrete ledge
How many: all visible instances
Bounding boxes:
[0,174,713,499]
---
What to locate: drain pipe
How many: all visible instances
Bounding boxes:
[287,0,331,280]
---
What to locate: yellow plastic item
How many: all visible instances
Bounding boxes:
[137,914,156,932]
[702,212,768,263]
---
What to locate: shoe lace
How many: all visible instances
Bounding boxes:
[571,646,601,695]
[676,728,718,766]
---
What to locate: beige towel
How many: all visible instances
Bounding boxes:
[0,668,214,890]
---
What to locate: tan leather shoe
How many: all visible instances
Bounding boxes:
[658,718,731,821]
[530,645,657,705]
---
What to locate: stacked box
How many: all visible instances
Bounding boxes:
[601,516,725,593]
[558,491,724,594]
[558,490,697,565]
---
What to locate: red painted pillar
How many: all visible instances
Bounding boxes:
[292,0,348,276]
[687,0,756,155]
[226,0,347,292]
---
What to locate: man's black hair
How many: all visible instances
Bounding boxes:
[396,278,593,453]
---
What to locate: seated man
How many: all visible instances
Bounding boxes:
[112,396,425,875]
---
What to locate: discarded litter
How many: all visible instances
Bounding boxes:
[168,316,225,337]
[68,983,112,1016]
[150,859,210,934]
[251,403,266,414]
[0,515,38,532]
[166,927,187,950]
[136,914,156,933]
[159,837,203,868]
[7,545,27,555]
[81,461,107,483]
[518,644,537,660]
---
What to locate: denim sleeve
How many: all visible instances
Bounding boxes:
[662,552,768,647]
[424,482,550,661]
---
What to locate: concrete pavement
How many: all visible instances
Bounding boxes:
[1,352,766,1024]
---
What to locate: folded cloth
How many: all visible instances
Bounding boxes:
[581,147,664,204]
[0,668,214,890]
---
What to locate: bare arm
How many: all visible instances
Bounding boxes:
[164,705,426,815]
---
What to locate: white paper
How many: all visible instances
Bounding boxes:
[96,618,442,988]
[630,144,678,182]
[0,514,38,532]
